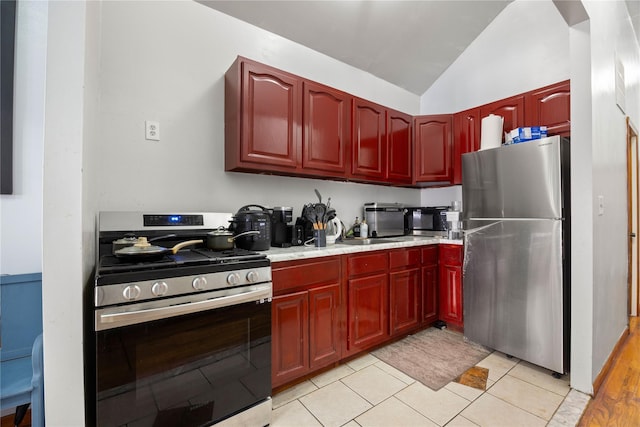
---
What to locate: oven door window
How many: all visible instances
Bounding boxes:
[95,301,271,427]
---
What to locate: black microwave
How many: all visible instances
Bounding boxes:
[404,206,449,236]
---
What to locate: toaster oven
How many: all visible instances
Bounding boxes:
[404,206,449,236]
[363,202,405,237]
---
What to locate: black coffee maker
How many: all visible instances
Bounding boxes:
[271,207,294,247]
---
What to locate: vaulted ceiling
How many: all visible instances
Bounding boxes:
[200,0,640,96]
[199,0,512,95]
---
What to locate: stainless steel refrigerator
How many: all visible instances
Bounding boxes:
[462,135,570,374]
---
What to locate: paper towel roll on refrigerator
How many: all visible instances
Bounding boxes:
[480,114,504,150]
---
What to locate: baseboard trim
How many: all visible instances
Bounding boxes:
[592,323,630,395]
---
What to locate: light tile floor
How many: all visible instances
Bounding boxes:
[272,347,590,427]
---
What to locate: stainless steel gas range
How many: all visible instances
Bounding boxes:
[89,212,272,427]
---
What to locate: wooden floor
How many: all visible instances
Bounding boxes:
[579,316,640,426]
[0,410,30,427]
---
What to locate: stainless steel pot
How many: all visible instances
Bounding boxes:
[206,228,260,251]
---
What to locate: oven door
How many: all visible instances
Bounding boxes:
[93,288,271,427]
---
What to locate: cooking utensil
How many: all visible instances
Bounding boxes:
[114,238,203,260]
[303,204,317,228]
[111,233,177,253]
[314,189,322,204]
[206,228,260,250]
[315,204,326,228]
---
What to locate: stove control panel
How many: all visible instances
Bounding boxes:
[95,266,272,307]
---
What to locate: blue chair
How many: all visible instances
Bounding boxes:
[1,333,44,427]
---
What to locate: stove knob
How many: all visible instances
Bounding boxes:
[226,273,240,285]
[246,271,259,283]
[123,285,141,301]
[192,276,207,290]
[152,281,169,296]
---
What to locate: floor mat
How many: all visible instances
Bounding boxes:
[372,327,491,391]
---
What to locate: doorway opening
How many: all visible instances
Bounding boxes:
[627,116,639,316]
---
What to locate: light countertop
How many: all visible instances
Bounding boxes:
[265,235,463,263]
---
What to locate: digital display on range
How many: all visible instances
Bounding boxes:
[143,214,204,226]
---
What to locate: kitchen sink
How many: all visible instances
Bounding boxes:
[339,238,401,246]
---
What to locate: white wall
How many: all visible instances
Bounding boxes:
[583,0,640,388]
[420,0,570,114]
[568,15,594,394]
[94,0,422,226]
[42,1,92,425]
[0,1,46,276]
[421,186,462,208]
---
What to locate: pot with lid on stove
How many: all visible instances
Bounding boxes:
[229,205,272,251]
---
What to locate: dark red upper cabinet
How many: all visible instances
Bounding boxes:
[225,57,301,173]
[525,80,570,137]
[479,94,525,142]
[452,108,481,185]
[413,114,453,183]
[386,109,413,185]
[351,98,386,181]
[302,81,351,177]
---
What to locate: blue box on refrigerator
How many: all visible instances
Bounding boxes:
[507,126,548,144]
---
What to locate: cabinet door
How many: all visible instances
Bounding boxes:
[389,268,420,336]
[422,246,439,325]
[413,115,453,183]
[439,264,463,327]
[452,108,481,185]
[525,80,570,137]
[438,245,464,328]
[480,95,525,143]
[352,98,386,181]
[386,109,413,185]
[302,81,351,176]
[422,264,439,324]
[347,273,388,354]
[272,291,308,387]
[226,58,300,173]
[309,283,341,370]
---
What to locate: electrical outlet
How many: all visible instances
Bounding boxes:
[145,120,160,141]
[598,195,604,216]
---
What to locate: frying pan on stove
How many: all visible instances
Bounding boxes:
[113,237,203,260]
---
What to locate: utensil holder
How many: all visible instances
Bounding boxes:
[314,229,326,247]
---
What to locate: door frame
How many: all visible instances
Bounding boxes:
[627,116,639,316]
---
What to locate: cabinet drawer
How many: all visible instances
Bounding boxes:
[439,244,463,266]
[422,246,438,266]
[273,257,341,293]
[346,252,388,277]
[389,248,421,270]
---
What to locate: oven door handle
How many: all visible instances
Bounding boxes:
[96,285,271,331]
